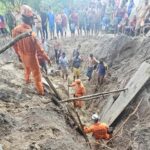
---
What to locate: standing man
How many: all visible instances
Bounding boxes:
[86,54,99,81]
[59,52,68,80]
[34,13,42,39]
[55,13,63,38]
[72,52,82,81]
[0,14,6,35]
[48,6,55,40]
[69,79,86,109]
[40,9,48,41]
[73,44,81,58]
[69,9,79,36]
[5,11,16,33]
[53,37,61,64]
[61,12,68,37]
[97,61,107,85]
[12,5,51,95]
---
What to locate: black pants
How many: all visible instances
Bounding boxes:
[54,49,59,64]
[40,61,47,74]
[42,25,48,40]
[56,24,63,37]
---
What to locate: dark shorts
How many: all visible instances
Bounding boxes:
[49,25,54,32]
[86,67,94,78]
[56,24,63,33]
[86,24,90,31]
[79,23,85,30]
[70,23,75,33]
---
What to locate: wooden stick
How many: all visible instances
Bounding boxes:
[68,79,70,98]
[67,107,92,149]
[0,31,32,54]
[107,98,144,144]
[60,88,128,103]
[74,109,92,149]
[43,74,62,100]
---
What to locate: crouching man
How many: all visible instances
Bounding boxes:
[84,113,113,141]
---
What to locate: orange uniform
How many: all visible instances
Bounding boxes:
[84,122,111,140]
[12,23,49,95]
[70,81,86,108]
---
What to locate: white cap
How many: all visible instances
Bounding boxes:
[92,113,99,120]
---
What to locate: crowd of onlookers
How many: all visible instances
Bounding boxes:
[1,0,150,38]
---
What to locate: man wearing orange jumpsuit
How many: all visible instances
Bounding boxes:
[84,113,113,140]
[12,5,51,95]
[69,79,86,109]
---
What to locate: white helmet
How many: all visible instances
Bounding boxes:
[92,113,99,120]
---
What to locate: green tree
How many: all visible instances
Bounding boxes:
[0,0,91,14]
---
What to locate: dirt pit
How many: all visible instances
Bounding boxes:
[0,34,150,150]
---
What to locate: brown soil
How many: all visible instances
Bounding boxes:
[0,34,150,150]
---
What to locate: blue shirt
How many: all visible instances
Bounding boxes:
[47,12,55,27]
[73,56,81,68]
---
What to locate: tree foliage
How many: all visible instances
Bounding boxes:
[0,0,91,14]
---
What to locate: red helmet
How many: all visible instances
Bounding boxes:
[21,5,33,17]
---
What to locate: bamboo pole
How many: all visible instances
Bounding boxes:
[0,31,32,54]
[60,88,128,103]
[74,109,92,149]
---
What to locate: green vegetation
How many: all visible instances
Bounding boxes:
[0,0,90,14]
[0,2,6,14]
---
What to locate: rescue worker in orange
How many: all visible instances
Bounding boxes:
[12,5,51,95]
[69,79,86,109]
[84,113,113,140]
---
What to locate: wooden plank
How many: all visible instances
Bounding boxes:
[60,88,127,103]
[101,62,150,126]
[99,96,114,120]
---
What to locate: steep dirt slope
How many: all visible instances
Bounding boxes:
[0,62,89,150]
[49,34,150,150]
[0,34,150,150]
[0,37,89,150]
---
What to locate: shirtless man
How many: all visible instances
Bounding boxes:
[55,13,63,38]
[86,54,99,81]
